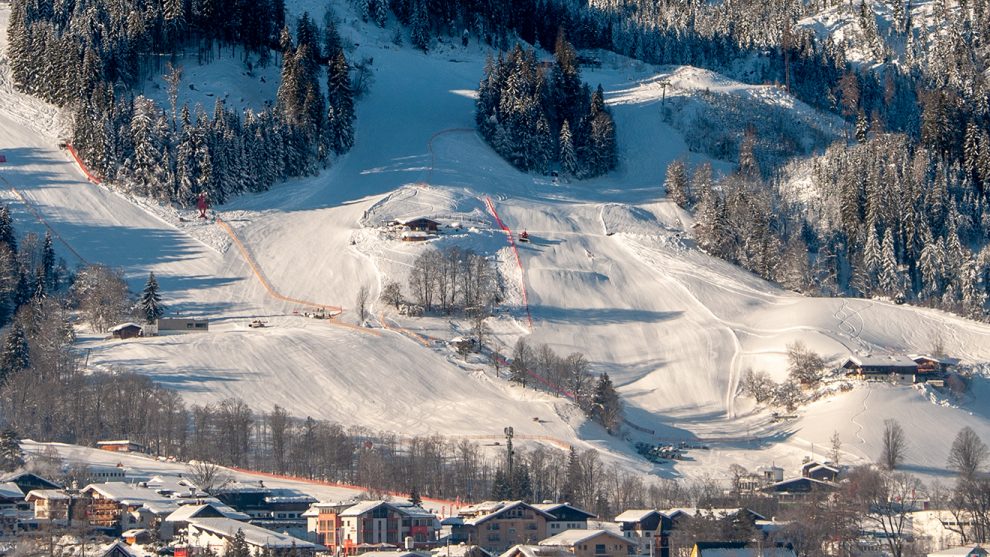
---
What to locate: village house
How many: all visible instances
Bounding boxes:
[539,529,635,557]
[689,542,796,557]
[760,477,838,502]
[910,355,960,375]
[334,500,439,554]
[800,462,839,483]
[452,501,554,553]
[182,516,324,556]
[614,510,668,557]
[81,482,179,533]
[0,471,61,495]
[0,482,24,538]
[304,500,355,547]
[500,545,573,557]
[25,489,83,527]
[533,503,596,536]
[162,502,251,541]
[433,543,494,557]
[927,545,988,557]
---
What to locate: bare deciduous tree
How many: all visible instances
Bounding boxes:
[830,430,843,466]
[787,341,827,386]
[379,280,403,309]
[881,419,907,470]
[947,426,989,480]
[356,285,369,323]
[72,264,129,333]
[186,460,231,494]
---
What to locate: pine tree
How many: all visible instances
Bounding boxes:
[140,272,165,324]
[0,322,29,382]
[226,528,250,557]
[590,373,622,434]
[41,232,55,291]
[879,228,901,296]
[664,159,689,208]
[856,111,869,144]
[327,51,355,154]
[410,0,430,51]
[408,487,422,506]
[491,468,511,499]
[0,206,17,255]
[0,430,23,472]
[559,120,578,177]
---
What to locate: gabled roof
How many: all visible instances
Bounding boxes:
[539,529,629,547]
[693,542,796,557]
[0,471,61,489]
[500,545,571,557]
[928,546,989,557]
[614,509,661,523]
[26,489,71,501]
[109,323,143,333]
[100,541,141,557]
[661,508,767,521]
[763,477,837,493]
[187,517,323,549]
[461,501,554,525]
[340,500,435,519]
[164,503,250,522]
[532,503,596,520]
[0,482,24,500]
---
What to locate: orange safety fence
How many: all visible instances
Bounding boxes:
[379,312,431,346]
[66,144,102,184]
[215,217,386,337]
[483,197,533,330]
[225,466,465,515]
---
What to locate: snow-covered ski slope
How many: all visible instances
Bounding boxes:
[2,1,990,482]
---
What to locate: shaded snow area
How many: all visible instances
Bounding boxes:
[2,0,990,484]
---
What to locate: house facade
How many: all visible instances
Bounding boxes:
[614,510,668,557]
[337,500,438,553]
[539,529,635,557]
[454,501,553,553]
[533,504,596,537]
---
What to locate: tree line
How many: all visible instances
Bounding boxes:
[8,0,355,207]
[476,35,617,179]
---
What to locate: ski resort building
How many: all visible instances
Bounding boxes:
[842,355,919,380]
[333,500,439,553]
[96,440,146,453]
[153,317,210,334]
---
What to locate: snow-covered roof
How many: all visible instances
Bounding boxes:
[0,482,24,500]
[216,481,269,494]
[108,323,143,333]
[845,354,918,368]
[340,500,435,519]
[693,545,796,557]
[26,489,70,501]
[500,545,571,557]
[909,354,962,366]
[928,546,988,557]
[96,440,142,446]
[614,509,659,523]
[532,503,595,519]
[460,501,554,525]
[341,500,389,516]
[165,503,250,522]
[660,508,766,521]
[187,517,323,549]
[82,482,175,511]
[539,529,627,547]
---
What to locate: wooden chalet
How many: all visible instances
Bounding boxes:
[397,217,440,233]
[800,462,839,482]
[614,509,668,557]
[453,501,555,553]
[110,323,143,339]
[761,477,838,502]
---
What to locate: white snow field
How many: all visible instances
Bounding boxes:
[2,1,990,483]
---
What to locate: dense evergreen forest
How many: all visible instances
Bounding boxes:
[8,0,355,205]
[476,35,618,179]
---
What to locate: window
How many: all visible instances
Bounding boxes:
[595,545,606,555]
[526,523,537,531]
[488,523,500,531]
[488,534,500,542]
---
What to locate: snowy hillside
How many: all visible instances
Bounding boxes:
[2,0,990,487]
